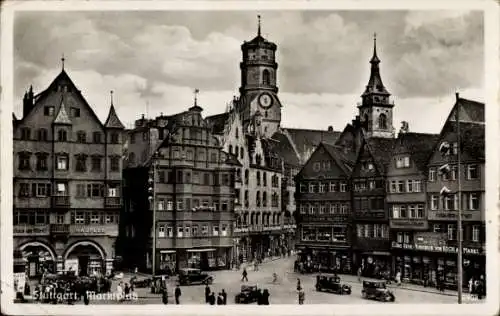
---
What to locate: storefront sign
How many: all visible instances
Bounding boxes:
[301,215,348,222]
[428,211,481,221]
[13,225,49,236]
[354,211,385,219]
[391,241,483,255]
[13,272,26,293]
[389,220,428,230]
[70,225,118,236]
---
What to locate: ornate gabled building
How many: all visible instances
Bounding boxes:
[13,62,125,277]
[120,96,239,272]
[424,95,485,289]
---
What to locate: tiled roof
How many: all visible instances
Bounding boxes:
[394,132,440,171]
[365,137,396,174]
[322,143,357,175]
[441,121,485,161]
[270,131,301,167]
[53,100,72,125]
[205,112,229,134]
[104,104,125,129]
[451,98,485,123]
[283,128,341,158]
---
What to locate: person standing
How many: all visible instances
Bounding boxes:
[262,289,270,305]
[298,287,305,305]
[395,270,401,286]
[241,268,248,282]
[221,289,227,305]
[257,289,263,305]
[205,284,211,303]
[209,292,216,305]
[174,284,182,304]
[162,287,168,304]
[296,278,301,291]
[357,266,362,282]
[217,292,223,305]
[468,277,474,295]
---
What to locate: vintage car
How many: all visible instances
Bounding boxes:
[130,275,169,288]
[234,285,260,304]
[315,275,352,295]
[178,268,213,286]
[361,280,395,302]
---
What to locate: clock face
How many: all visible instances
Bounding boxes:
[259,93,273,109]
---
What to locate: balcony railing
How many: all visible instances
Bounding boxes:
[50,224,70,235]
[52,195,70,208]
[105,197,122,207]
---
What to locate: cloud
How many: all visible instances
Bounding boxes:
[13,10,484,133]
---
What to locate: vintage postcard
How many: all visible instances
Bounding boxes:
[1,0,499,315]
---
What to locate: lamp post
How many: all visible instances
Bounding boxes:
[148,153,158,283]
[456,98,463,304]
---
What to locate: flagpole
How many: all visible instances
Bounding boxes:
[456,93,463,304]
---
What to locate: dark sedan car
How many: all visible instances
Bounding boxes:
[235,285,260,304]
[315,275,352,295]
[178,268,213,286]
[361,280,395,302]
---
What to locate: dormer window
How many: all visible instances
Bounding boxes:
[44,106,55,116]
[396,156,410,168]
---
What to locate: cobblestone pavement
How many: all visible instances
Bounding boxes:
[23,256,483,305]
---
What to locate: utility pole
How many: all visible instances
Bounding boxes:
[456,95,463,304]
[148,154,158,282]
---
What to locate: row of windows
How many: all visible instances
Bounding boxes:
[237,212,282,226]
[353,197,385,210]
[43,105,80,118]
[228,145,244,160]
[156,170,232,186]
[13,210,119,225]
[19,128,120,144]
[429,193,480,211]
[157,223,229,238]
[356,224,390,238]
[299,181,348,193]
[242,169,280,188]
[299,203,350,215]
[301,226,347,242]
[353,179,385,192]
[18,182,119,198]
[17,152,120,172]
[391,204,425,219]
[428,164,479,181]
[388,180,422,193]
[155,199,231,212]
[432,224,482,242]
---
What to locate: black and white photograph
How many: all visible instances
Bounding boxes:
[1,1,499,315]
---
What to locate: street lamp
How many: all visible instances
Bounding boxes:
[148,153,158,286]
[438,97,463,303]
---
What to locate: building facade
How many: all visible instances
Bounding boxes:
[121,101,238,272]
[294,143,356,273]
[424,97,485,289]
[13,66,124,277]
[387,131,439,284]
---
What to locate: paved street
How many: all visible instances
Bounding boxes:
[78,256,481,305]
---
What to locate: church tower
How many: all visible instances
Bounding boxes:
[358,34,395,139]
[239,15,282,138]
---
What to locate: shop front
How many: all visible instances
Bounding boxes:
[358,251,391,278]
[295,245,352,273]
[159,250,176,274]
[185,248,230,271]
[64,241,106,276]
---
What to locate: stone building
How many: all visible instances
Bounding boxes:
[120,98,238,272]
[13,64,124,277]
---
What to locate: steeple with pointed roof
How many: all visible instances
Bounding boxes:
[104,90,125,129]
[357,34,395,139]
[54,98,72,125]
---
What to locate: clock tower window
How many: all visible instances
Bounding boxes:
[262,69,270,85]
[378,113,387,129]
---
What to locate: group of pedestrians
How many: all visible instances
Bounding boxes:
[204,284,227,305]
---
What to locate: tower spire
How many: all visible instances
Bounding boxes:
[110,90,114,106]
[194,88,199,106]
[371,33,380,64]
[257,15,261,36]
[61,53,65,70]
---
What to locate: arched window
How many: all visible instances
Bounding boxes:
[256,191,261,207]
[262,192,267,207]
[229,145,233,154]
[262,172,267,186]
[262,69,271,85]
[251,213,255,225]
[235,128,239,138]
[240,147,244,159]
[235,146,239,157]
[257,171,261,186]
[244,169,249,185]
[378,113,387,129]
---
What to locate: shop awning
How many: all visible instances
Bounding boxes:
[187,248,216,253]
[160,250,176,254]
[362,251,391,256]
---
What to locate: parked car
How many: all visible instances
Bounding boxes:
[315,275,351,295]
[361,280,395,302]
[131,275,169,288]
[177,268,213,286]
[235,285,260,304]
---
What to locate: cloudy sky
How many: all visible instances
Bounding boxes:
[14,10,483,133]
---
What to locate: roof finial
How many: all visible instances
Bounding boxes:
[258,15,261,36]
[194,88,200,106]
[110,90,114,106]
[61,53,65,70]
[370,32,380,64]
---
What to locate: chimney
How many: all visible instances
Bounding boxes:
[327,126,334,132]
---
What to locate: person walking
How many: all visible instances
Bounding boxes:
[208,292,216,305]
[262,289,270,305]
[468,277,474,295]
[357,266,362,283]
[205,284,211,303]
[174,284,182,305]
[395,270,401,286]
[298,287,305,305]
[257,289,263,305]
[241,268,248,282]
[296,278,301,291]
[162,287,168,304]
[221,289,227,305]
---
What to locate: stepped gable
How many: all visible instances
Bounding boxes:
[270,131,301,167]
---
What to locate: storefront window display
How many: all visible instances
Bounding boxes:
[411,256,422,282]
[160,253,176,273]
